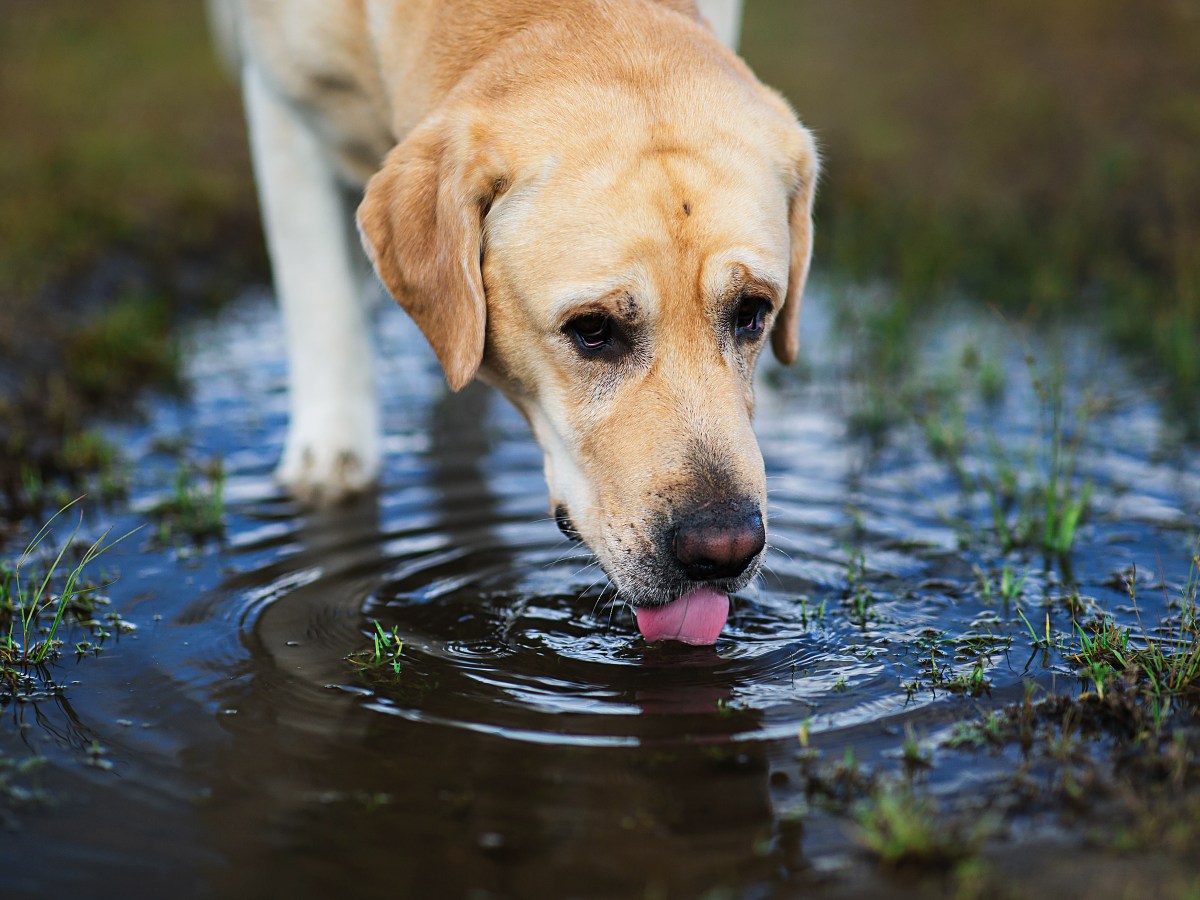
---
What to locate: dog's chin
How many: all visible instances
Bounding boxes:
[595,552,764,609]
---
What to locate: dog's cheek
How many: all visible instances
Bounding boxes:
[732,341,764,416]
[518,395,603,536]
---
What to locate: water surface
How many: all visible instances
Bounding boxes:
[3,287,1198,897]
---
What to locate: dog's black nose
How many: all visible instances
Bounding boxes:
[555,504,581,542]
[672,501,765,581]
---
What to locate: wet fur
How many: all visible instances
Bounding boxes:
[214,0,818,606]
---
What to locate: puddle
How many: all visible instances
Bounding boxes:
[2,286,1198,897]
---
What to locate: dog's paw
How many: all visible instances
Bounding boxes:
[275,428,381,506]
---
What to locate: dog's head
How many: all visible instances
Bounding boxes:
[358,9,818,611]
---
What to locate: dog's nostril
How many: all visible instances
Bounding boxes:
[555,504,581,542]
[672,505,765,581]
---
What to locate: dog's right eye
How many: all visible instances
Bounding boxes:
[565,314,615,353]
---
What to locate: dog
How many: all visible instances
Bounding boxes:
[210,0,818,643]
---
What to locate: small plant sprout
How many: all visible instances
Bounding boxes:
[150,458,226,546]
[976,564,1029,608]
[347,621,404,676]
[1032,361,1093,557]
[901,725,932,772]
[974,565,994,604]
[845,550,876,628]
[998,565,1027,606]
[948,657,990,696]
[1015,603,1055,650]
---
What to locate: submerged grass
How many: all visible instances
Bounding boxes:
[0,751,48,828]
[843,550,876,628]
[937,539,1200,847]
[904,646,992,701]
[983,355,1093,558]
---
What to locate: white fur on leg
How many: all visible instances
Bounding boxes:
[696,0,745,50]
[242,64,381,503]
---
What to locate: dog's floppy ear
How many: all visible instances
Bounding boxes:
[357,117,504,391]
[771,127,820,365]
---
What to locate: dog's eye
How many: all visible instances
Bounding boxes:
[566,314,614,353]
[734,296,771,337]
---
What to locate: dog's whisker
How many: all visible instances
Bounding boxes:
[588,584,613,620]
[568,560,604,585]
[542,543,593,569]
[606,590,627,629]
[578,574,613,615]
[766,541,797,564]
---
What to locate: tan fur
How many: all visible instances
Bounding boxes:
[226,0,819,604]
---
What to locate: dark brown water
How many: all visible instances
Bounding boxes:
[3,288,1198,898]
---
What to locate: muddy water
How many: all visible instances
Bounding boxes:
[3,287,1198,898]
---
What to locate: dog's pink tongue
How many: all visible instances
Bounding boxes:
[635,588,729,645]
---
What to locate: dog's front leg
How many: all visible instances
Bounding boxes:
[242,64,381,504]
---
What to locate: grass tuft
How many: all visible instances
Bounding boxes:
[149,459,226,547]
[347,621,405,677]
[854,783,988,870]
[843,550,876,628]
[1065,543,1200,731]
[1,499,133,690]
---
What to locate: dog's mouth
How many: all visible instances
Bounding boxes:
[555,501,762,646]
[632,586,730,645]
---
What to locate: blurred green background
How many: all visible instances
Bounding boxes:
[1,0,1198,517]
[743,0,1200,408]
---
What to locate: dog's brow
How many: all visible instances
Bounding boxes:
[550,283,639,322]
[719,262,785,302]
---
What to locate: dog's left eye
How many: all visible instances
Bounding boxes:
[734,296,771,337]
[565,314,615,353]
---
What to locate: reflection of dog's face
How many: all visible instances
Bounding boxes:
[358,15,817,608]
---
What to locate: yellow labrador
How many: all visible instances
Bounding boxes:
[210,0,818,644]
